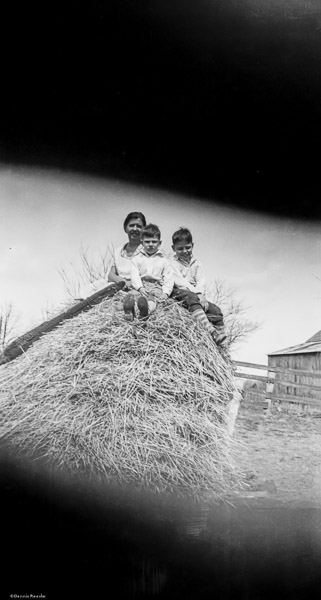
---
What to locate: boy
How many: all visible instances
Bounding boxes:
[170,227,227,346]
[123,223,174,322]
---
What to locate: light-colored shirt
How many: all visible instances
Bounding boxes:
[171,255,206,295]
[131,248,174,296]
[111,243,142,279]
[76,243,141,299]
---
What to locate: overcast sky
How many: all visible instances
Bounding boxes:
[1,166,320,364]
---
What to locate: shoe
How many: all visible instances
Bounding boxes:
[211,327,227,347]
[123,295,135,322]
[137,296,149,321]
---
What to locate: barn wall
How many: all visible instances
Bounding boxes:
[268,353,321,400]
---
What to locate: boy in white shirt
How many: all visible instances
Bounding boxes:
[123,223,174,322]
[170,227,227,346]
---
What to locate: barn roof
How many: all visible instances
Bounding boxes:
[268,329,321,356]
[306,329,321,343]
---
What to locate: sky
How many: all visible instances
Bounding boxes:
[1,165,320,365]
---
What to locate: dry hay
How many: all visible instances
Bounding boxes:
[0,292,242,499]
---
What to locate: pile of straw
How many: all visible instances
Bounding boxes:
[0,292,241,498]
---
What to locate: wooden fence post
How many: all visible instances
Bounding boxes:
[265,369,275,414]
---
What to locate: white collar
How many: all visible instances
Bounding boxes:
[121,243,142,256]
[173,255,196,267]
[140,247,164,258]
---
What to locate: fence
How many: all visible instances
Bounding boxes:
[233,361,321,408]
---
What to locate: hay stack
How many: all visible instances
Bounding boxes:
[0,292,242,499]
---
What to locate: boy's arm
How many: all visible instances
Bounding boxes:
[194,261,207,296]
[162,259,175,297]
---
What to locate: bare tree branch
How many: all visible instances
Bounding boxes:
[58,244,114,299]
[206,279,261,350]
[0,303,19,352]
[58,252,260,352]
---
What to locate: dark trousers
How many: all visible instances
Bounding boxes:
[171,287,224,328]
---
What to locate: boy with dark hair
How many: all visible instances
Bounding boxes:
[123,223,174,322]
[170,227,227,346]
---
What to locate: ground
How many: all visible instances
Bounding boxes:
[2,377,321,598]
[234,395,321,504]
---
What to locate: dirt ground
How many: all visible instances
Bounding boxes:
[234,396,321,504]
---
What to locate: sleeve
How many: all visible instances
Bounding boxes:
[130,256,143,291]
[194,261,207,295]
[162,259,175,296]
[110,247,117,272]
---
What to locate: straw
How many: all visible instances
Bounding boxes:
[0,292,243,499]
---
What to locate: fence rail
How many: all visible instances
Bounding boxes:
[233,360,274,371]
[245,390,321,407]
[233,360,321,406]
[274,394,321,407]
[234,372,275,383]
[234,360,321,379]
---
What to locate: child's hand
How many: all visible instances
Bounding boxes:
[123,279,131,290]
[160,293,169,302]
[138,287,148,297]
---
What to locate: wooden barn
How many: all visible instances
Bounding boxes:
[267,330,321,406]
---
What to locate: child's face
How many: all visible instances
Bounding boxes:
[142,236,161,255]
[125,218,144,241]
[172,241,194,262]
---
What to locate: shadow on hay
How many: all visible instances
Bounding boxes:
[1,451,321,600]
[1,297,321,598]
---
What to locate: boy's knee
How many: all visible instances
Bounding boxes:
[185,291,201,312]
[207,302,223,317]
[172,288,201,312]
